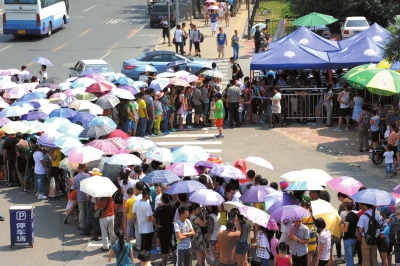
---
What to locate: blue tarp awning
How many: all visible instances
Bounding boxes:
[250,38,331,70]
[269,26,340,51]
[328,36,383,68]
[338,23,390,49]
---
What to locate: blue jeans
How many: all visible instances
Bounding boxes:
[233,43,239,60]
[162,110,170,132]
[83,202,95,233]
[121,119,130,134]
[386,162,395,174]
[35,174,45,194]
[344,238,356,266]
[259,258,269,266]
[137,117,147,137]
[146,116,154,135]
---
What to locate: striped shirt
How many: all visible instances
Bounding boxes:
[174,219,192,250]
[72,172,90,202]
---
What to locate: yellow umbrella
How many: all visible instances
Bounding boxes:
[311,199,342,238]
[376,59,400,73]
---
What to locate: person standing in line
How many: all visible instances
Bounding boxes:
[335,84,351,131]
[145,89,156,137]
[21,136,37,194]
[213,93,224,138]
[357,104,370,152]
[96,195,116,251]
[192,24,202,57]
[193,81,204,128]
[231,30,240,60]
[19,65,32,82]
[216,218,243,266]
[210,10,218,36]
[188,24,195,56]
[129,100,138,136]
[288,218,310,266]
[3,132,19,187]
[174,206,195,266]
[323,83,333,127]
[202,80,211,126]
[161,87,171,134]
[108,229,135,265]
[133,188,154,252]
[136,92,148,138]
[216,28,227,59]
[124,188,136,240]
[160,15,169,44]
[314,218,331,266]
[120,99,132,134]
[270,87,286,128]
[226,79,242,128]
[39,65,47,83]
[253,26,261,53]
[174,24,184,55]
[357,203,380,266]
[339,198,359,266]
[72,164,90,228]
[15,132,28,191]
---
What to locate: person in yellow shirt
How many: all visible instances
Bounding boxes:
[136,92,148,138]
[50,147,63,194]
[124,188,135,239]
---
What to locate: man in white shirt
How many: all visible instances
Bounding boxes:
[32,144,47,200]
[39,65,47,83]
[133,188,154,252]
[19,65,32,83]
[225,183,241,203]
[357,203,380,266]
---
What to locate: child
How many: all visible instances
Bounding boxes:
[124,188,135,239]
[274,242,292,266]
[213,93,224,138]
[384,144,395,179]
[209,96,216,126]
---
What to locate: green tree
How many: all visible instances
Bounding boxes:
[383,27,400,63]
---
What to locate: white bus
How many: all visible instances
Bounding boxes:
[3,0,69,37]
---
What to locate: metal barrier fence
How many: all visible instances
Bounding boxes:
[253,19,295,36]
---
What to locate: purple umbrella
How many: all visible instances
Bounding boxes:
[209,164,246,180]
[21,111,49,121]
[69,112,97,128]
[119,84,140,95]
[195,160,219,169]
[240,185,276,203]
[189,189,225,206]
[164,180,206,194]
[0,117,11,126]
[270,205,311,222]
[79,72,108,82]
[264,191,299,214]
[49,108,77,119]
[36,83,58,90]
[61,96,77,108]
[38,130,64,147]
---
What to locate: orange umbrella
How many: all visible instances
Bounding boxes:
[207,154,222,164]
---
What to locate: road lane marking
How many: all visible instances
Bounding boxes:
[162,134,216,138]
[83,5,97,12]
[100,51,112,60]
[52,42,69,52]
[157,141,222,145]
[127,25,145,39]
[105,43,119,53]
[0,45,11,52]
[79,29,92,36]
[127,29,138,38]
[106,19,121,24]
[101,18,111,24]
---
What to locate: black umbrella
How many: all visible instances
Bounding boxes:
[36,83,59,90]
[46,77,63,84]
[79,124,115,139]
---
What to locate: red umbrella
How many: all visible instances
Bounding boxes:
[86,81,115,93]
[207,154,222,164]
[108,129,129,139]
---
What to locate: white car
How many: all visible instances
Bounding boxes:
[340,17,370,39]
[69,60,115,78]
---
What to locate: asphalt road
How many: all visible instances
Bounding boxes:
[0,0,161,79]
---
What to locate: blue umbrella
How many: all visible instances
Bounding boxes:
[164,180,206,194]
[28,99,49,109]
[21,111,49,121]
[69,112,97,128]
[116,77,135,86]
[10,101,35,111]
[49,108,77,119]
[141,170,181,184]
[89,116,117,129]
[168,60,186,67]
[60,96,77,108]
[284,181,325,191]
[350,188,396,206]
[19,92,47,102]
[136,65,158,73]
[32,57,53,66]
[195,160,219,169]
[149,79,170,92]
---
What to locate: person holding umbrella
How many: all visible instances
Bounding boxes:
[39,65,48,83]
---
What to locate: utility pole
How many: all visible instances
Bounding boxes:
[167,0,172,46]
[175,0,179,27]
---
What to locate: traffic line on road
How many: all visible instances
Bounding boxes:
[100,51,112,60]
[83,5,97,12]
[127,25,145,39]
[105,43,119,53]
[0,45,12,52]
[101,18,111,24]
[87,240,103,247]
[79,29,92,36]
[204,149,222,153]
[162,133,216,138]
[52,42,68,52]
[157,141,222,145]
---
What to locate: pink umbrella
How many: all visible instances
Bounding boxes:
[239,206,270,227]
[327,176,364,196]
[388,192,400,212]
[81,73,108,82]
[0,69,21,76]
[167,162,201,176]
[0,82,17,90]
[180,75,198,83]
[50,92,67,100]
[4,87,29,99]
[86,81,115,93]
[207,5,219,10]
[244,156,274,170]
[68,146,104,164]
[86,139,120,155]
[393,185,400,194]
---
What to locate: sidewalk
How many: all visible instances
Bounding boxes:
[155,4,251,60]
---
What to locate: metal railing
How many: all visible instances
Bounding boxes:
[253,19,295,36]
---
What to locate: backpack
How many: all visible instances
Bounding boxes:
[364,213,380,245]
[198,30,204,43]
[233,63,244,79]
[389,216,400,243]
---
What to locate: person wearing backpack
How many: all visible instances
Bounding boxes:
[384,201,400,266]
[357,203,380,266]
[357,104,371,152]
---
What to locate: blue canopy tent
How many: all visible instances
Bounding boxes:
[328,35,383,68]
[250,38,331,70]
[338,23,390,49]
[269,26,340,51]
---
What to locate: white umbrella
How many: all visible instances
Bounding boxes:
[202,70,226,79]
[106,154,142,166]
[208,5,219,10]
[244,156,274,170]
[156,72,177,79]
[1,121,30,134]
[281,169,332,186]
[0,106,29,117]
[172,79,191,87]
[223,201,245,212]
[80,176,118,197]
[174,70,190,78]
[39,103,60,114]
[109,88,135,100]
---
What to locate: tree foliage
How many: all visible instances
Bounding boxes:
[383,27,400,63]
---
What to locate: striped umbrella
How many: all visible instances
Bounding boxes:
[79,124,115,139]
[86,139,120,155]
[141,170,181,185]
[60,96,77,108]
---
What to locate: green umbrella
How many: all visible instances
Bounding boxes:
[340,63,377,83]
[292,12,338,26]
[346,69,400,96]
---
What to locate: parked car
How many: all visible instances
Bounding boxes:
[340,16,370,39]
[69,60,114,78]
[308,25,330,39]
[150,3,175,28]
[121,50,213,79]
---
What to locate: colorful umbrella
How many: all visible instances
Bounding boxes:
[95,94,120,109]
[108,129,130,139]
[49,92,67,101]
[195,160,219,169]
[32,57,53,66]
[106,153,142,166]
[310,199,342,238]
[86,139,120,155]
[281,169,332,186]
[239,206,270,227]
[75,92,98,101]
[141,170,181,185]
[223,201,245,212]
[53,136,83,149]
[79,72,108,82]
[58,123,84,138]
[292,12,338,26]
[4,87,29,99]
[107,137,127,148]
[0,106,29,117]
[240,185,275,203]
[209,164,246,180]
[149,78,169,92]
[264,191,299,214]
[340,63,377,83]
[180,74,198,83]
[164,180,206,194]
[21,111,49,121]
[89,116,117,129]
[49,108,77,119]
[69,112,96,128]
[346,69,400,96]
[145,147,172,163]
[38,130,64,147]
[119,84,140,95]
[124,138,157,152]
[79,124,115,139]
[29,98,49,109]
[244,156,274,170]
[60,96,77,108]
[0,68,21,76]
[10,101,35,111]
[70,77,96,88]
[376,59,400,72]
[326,176,364,196]
[68,146,104,164]
[172,145,209,163]
[350,188,396,206]
[86,81,115,93]
[190,189,225,206]
[1,121,30,134]
[22,120,46,134]
[116,77,135,86]
[270,205,311,222]
[284,181,325,191]
[0,117,11,126]
[207,154,222,164]
[166,162,201,176]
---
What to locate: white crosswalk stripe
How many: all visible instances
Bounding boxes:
[214,60,230,87]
